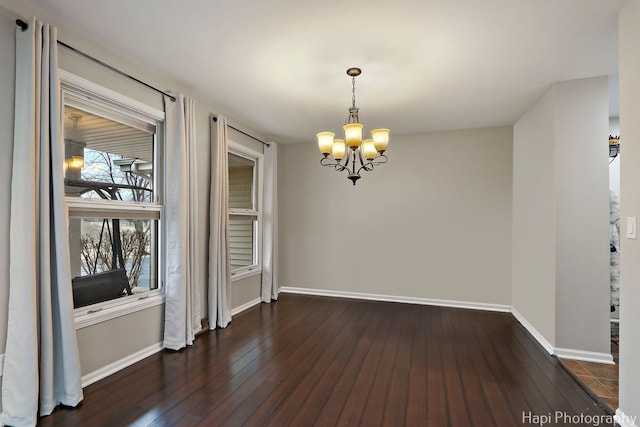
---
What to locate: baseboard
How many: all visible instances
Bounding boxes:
[231,298,262,316]
[506,308,556,355]
[616,408,639,427]
[509,308,616,365]
[81,342,163,388]
[554,347,614,365]
[279,286,511,313]
[280,287,616,368]
[81,303,259,389]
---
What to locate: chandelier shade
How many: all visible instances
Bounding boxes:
[317,132,335,155]
[362,139,377,160]
[316,67,390,185]
[344,123,364,148]
[332,139,346,160]
[371,128,390,153]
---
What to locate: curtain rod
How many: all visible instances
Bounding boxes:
[15,19,176,103]
[212,116,271,147]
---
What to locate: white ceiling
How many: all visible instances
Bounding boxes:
[20,0,624,144]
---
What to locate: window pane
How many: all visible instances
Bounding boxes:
[64,104,155,203]
[69,216,158,308]
[229,218,255,270]
[228,153,254,209]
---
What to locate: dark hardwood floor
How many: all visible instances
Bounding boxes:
[38,294,610,426]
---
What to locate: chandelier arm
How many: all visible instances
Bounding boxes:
[321,152,389,176]
[357,158,376,173]
[320,157,348,173]
[359,148,366,167]
[343,149,352,172]
[320,157,334,167]
[372,153,388,165]
[352,149,358,175]
[320,157,340,168]
[358,163,374,173]
[356,153,389,174]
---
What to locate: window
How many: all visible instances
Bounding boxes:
[61,71,165,320]
[228,142,263,280]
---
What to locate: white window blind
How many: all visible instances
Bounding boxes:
[228,155,257,271]
[229,164,253,209]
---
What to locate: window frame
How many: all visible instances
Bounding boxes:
[228,140,263,281]
[60,70,166,329]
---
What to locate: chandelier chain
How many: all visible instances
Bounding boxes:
[352,76,356,109]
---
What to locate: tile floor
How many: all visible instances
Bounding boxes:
[560,336,619,411]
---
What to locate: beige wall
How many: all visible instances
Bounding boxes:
[512,77,610,355]
[512,88,558,344]
[553,77,610,353]
[76,305,164,376]
[232,275,261,309]
[279,127,513,305]
[618,0,640,416]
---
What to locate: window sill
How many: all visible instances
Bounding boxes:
[231,267,262,282]
[74,292,165,329]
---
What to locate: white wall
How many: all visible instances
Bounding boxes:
[512,77,611,356]
[618,0,640,417]
[279,127,513,305]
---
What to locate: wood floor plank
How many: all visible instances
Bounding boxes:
[459,309,520,427]
[308,303,385,426]
[506,317,608,415]
[150,297,330,426]
[285,302,385,426]
[425,307,451,426]
[197,298,356,425]
[259,302,373,426]
[439,308,473,426]
[405,305,428,426]
[330,303,393,426]
[453,309,510,426]
[37,294,611,427]
[359,303,409,426]
[381,305,412,426]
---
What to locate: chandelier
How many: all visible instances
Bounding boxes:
[317,67,390,185]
